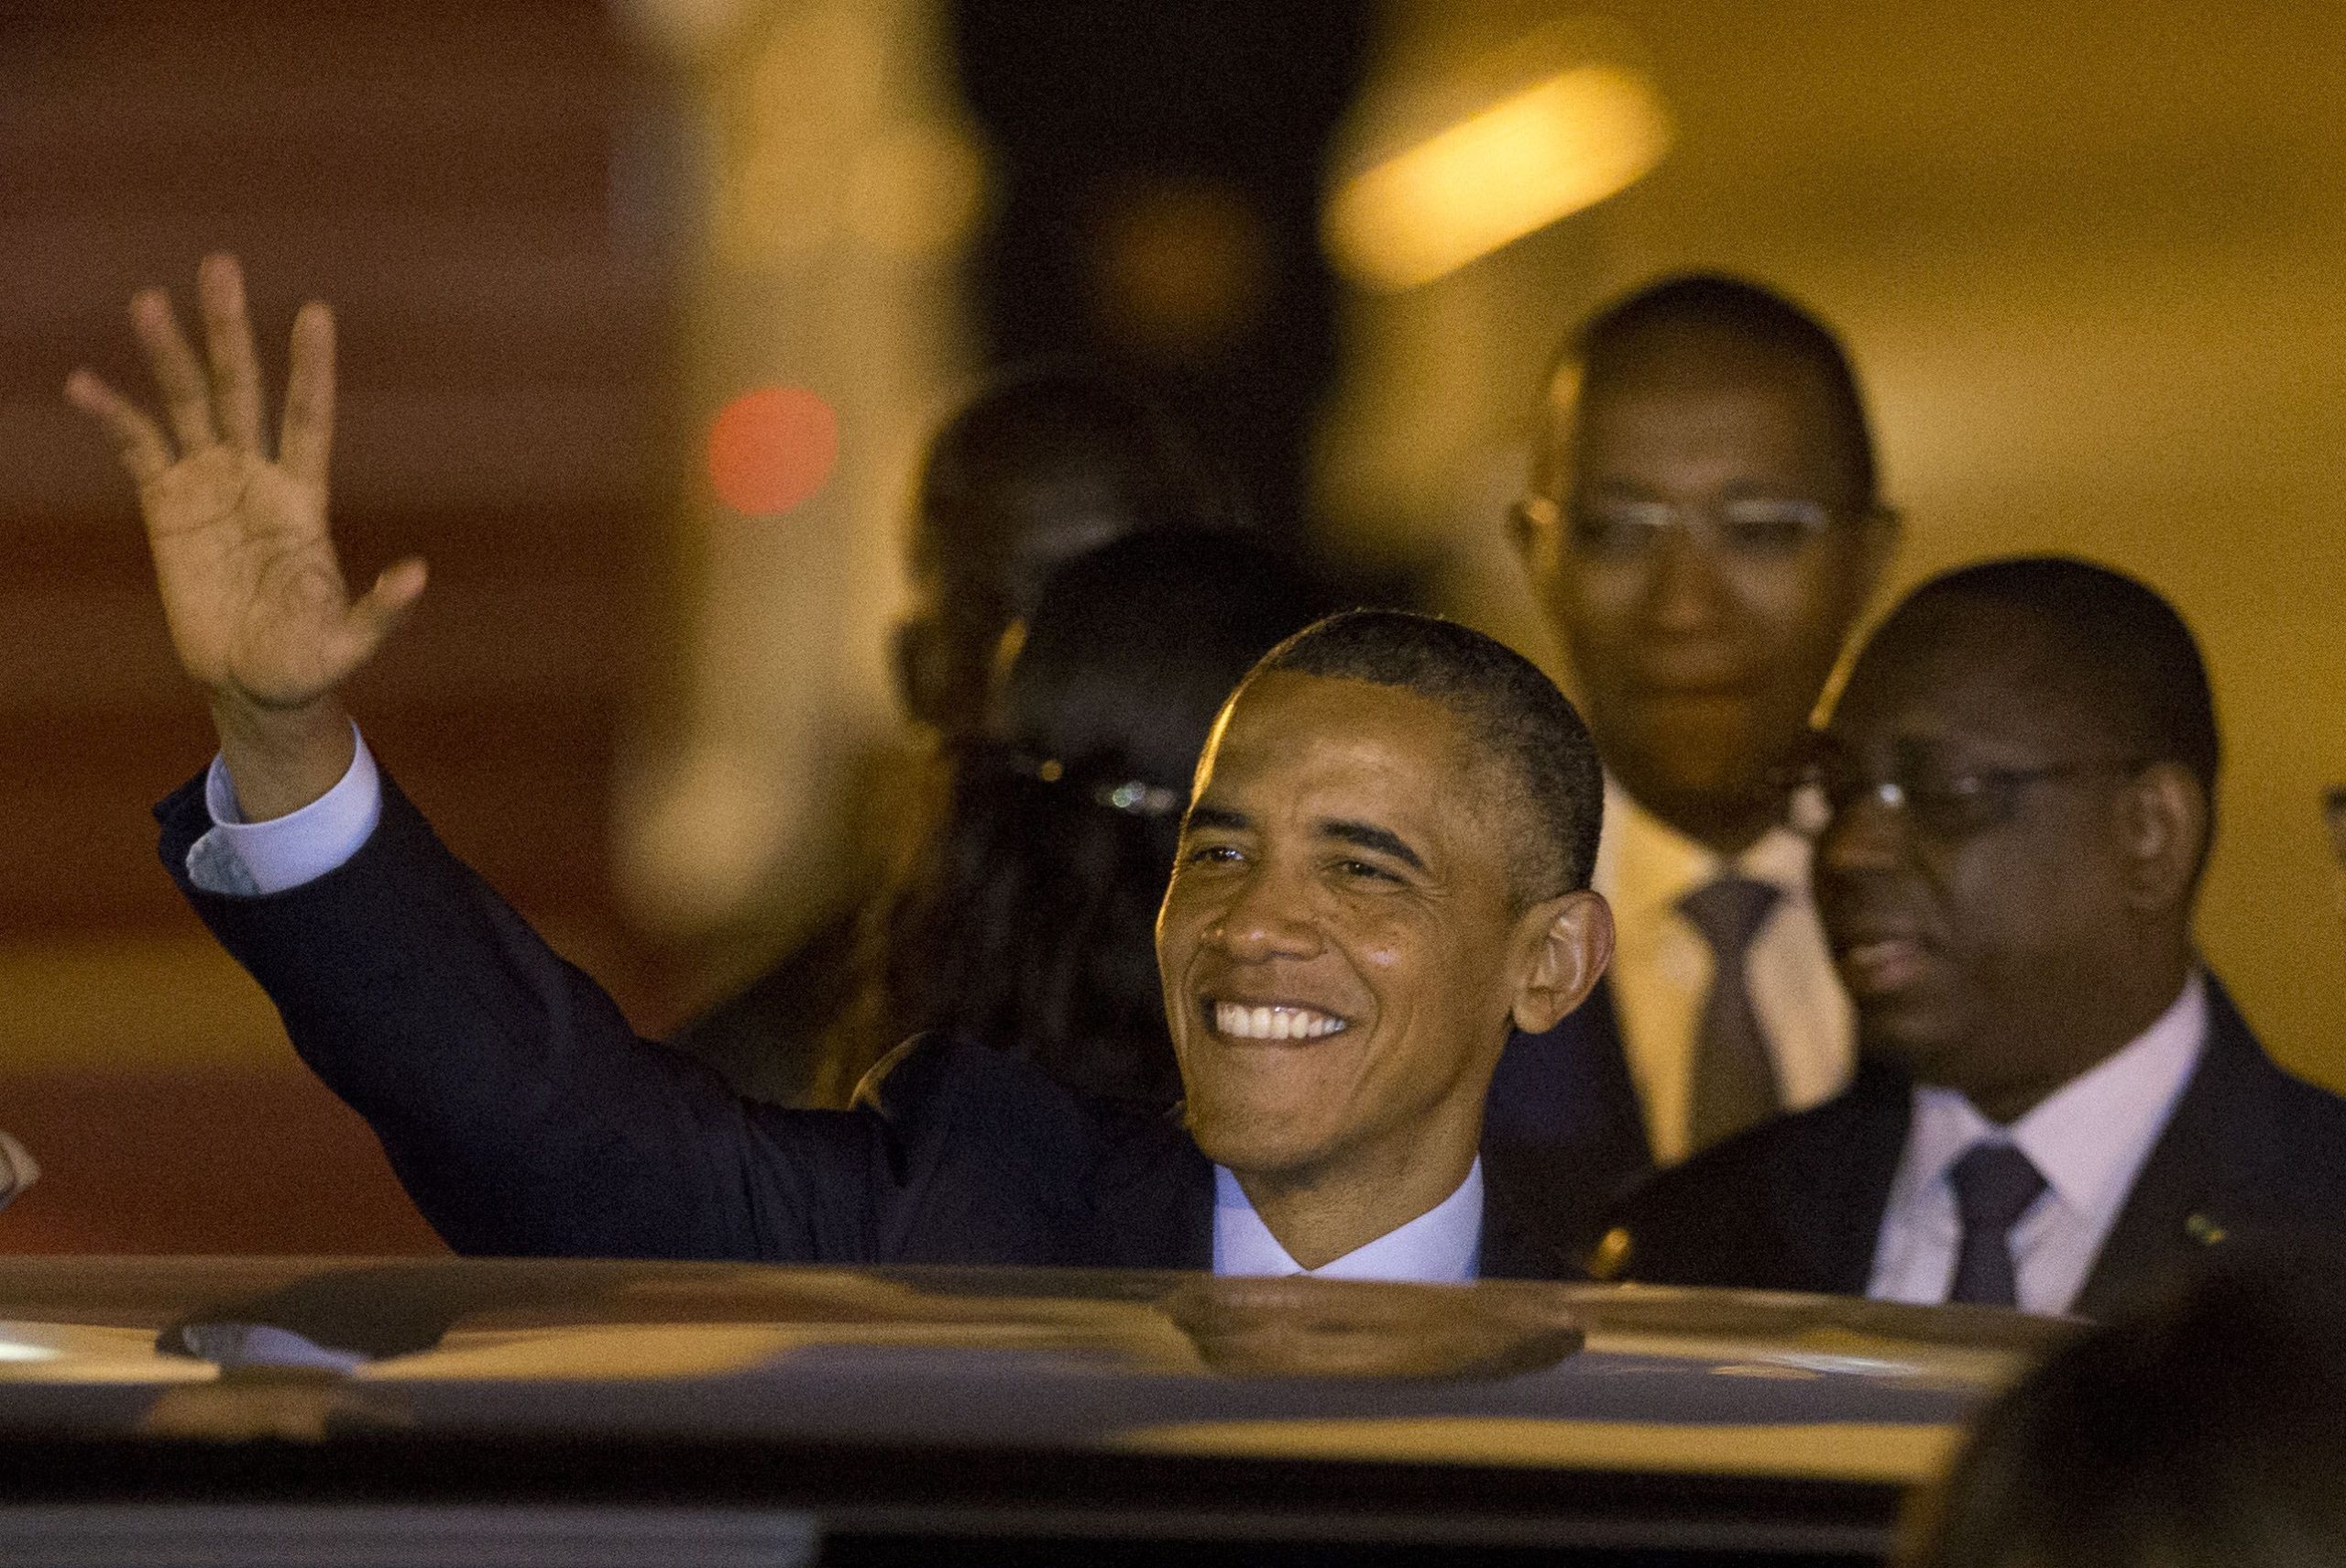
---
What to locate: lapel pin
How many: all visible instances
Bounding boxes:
[2185,1212,2227,1246]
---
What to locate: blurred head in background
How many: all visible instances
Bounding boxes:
[893,365,1243,740]
[1902,1262,2346,1568]
[1514,273,1896,855]
[855,529,1327,1106]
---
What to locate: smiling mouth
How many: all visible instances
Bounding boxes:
[1204,999,1351,1041]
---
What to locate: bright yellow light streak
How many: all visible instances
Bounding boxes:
[1326,63,1671,291]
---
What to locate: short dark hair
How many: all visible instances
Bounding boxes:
[1249,610,1603,902]
[1897,556,2221,801]
[1902,1263,2346,1568]
[917,363,1240,573]
[1566,271,1880,506]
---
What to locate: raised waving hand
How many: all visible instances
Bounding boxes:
[66,254,426,816]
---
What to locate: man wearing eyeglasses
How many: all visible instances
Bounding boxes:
[1600,557,2346,1315]
[1493,276,1896,1256]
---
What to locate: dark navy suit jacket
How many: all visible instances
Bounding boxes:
[1606,978,2346,1317]
[1480,981,1653,1264]
[159,773,1582,1278]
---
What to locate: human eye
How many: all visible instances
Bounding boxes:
[1717,498,1829,556]
[1177,836,1251,876]
[1902,767,2000,837]
[1328,855,1408,889]
[1569,499,1671,559]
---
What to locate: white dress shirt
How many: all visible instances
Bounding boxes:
[191,737,1490,1285]
[185,727,382,896]
[1597,781,1853,1166]
[1212,1159,1483,1282]
[1868,972,2209,1316]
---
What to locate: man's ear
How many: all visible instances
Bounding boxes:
[2117,762,2209,914]
[1511,890,1614,1036]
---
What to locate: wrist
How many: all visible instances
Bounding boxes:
[210,695,356,821]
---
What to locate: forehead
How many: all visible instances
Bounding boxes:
[1544,331,1859,492]
[1201,672,1481,820]
[1832,598,2101,756]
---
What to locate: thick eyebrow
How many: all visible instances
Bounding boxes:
[1182,804,1249,835]
[1320,818,1427,872]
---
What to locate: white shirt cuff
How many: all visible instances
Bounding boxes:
[185,725,383,896]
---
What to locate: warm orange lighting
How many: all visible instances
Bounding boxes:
[1325,62,1671,291]
[706,386,839,516]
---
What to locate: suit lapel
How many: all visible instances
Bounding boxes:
[1776,1061,1913,1295]
[1478,1160,1587,1280]
[2073,977,2259,1320]
[1088,1109,1214,1271]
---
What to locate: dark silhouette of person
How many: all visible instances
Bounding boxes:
[674,365,1247,1102]
[1491,274,1897,1257]
[1605,558,2346,1316]
[1901,1262,2346,1568]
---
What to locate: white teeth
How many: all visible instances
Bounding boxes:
[1211,1002,1347,1040]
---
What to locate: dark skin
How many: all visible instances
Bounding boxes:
[1814,596,2207,1124]
[1513,324,1895,856]
[1157,673,1612,1266]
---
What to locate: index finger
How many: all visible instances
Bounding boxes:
[64,369,173,485]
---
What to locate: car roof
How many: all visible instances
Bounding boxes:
[0,1257,2071,1558]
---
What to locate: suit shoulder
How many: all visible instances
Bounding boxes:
[1602,1076,1900,1288]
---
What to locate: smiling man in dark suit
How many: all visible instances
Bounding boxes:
[70,256,1615,1280]
[1606,557,2346,1315]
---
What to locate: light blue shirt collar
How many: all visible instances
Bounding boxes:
[1211,1159,1484,1282]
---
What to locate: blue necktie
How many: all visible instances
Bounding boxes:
[1946,1142,2048,1307]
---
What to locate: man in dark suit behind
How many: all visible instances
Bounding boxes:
[1487,276,1898,1256]
[70,256,1616,1281]
[1607,557,2346,1315]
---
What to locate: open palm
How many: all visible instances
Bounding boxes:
[67,254,424,713]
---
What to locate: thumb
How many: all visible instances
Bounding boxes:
[333,557,429,669]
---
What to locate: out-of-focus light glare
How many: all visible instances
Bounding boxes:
[847,125,987,257]
[0,1340,60,1363]
[707,386,839,516]
[1326,63,1670,291]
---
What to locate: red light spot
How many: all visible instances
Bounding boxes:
[707,386,839,516]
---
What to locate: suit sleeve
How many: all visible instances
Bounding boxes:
[156,768,890,1262]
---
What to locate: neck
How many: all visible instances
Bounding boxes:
[1962,950,2196,1124]
[1232,1120,1481,1270]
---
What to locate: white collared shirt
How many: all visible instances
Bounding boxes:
[1597,780,1853,1166]
[1868,972,2209,1316]
[186,727,383,896]
[1212,1159,1484,1282]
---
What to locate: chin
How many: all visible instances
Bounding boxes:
[1625,710,1772,804]
[1856,1009,1967,1085]
[1184,1100,1335,1182]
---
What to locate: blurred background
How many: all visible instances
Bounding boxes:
[2,0,2341,1252]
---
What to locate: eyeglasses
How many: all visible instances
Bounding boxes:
[1790,744,2151,841]
[1515,492,1879,564]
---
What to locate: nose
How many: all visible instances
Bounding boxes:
[1817,783,1911,877]
[1204,862,1323,963]
[1644,522,1732,633]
